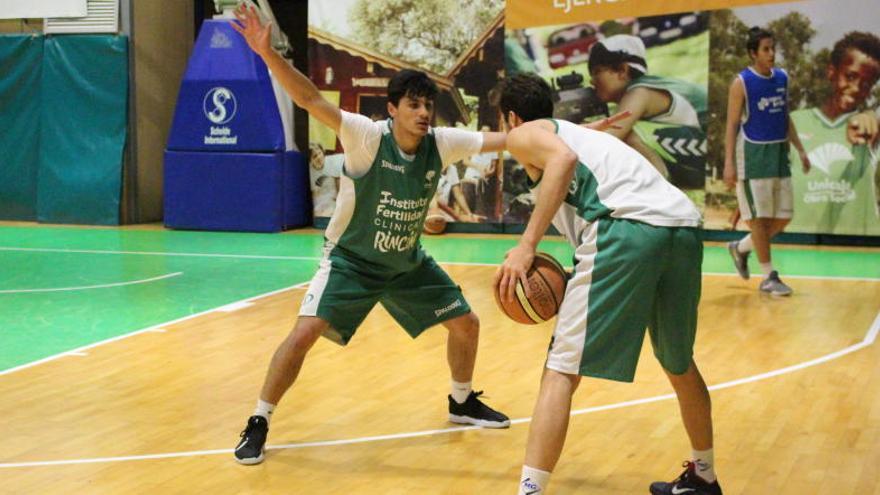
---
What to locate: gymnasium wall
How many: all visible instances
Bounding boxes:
[129,1,194,223]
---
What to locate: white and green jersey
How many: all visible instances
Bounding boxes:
[628,74,707,130]
[531,120,702,245]
[627,75,708,190]
[788,108,880,235]
[325,111,482,273]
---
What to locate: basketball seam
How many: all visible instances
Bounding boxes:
[533,269,559,312]
[515,281,545,324]
[537,252,566,277]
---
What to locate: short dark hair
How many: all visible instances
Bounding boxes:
[498,73,555,123]
[830,31,880,68]
[587,42,645,79]
[387,69,438,107]
[746,26,774,56]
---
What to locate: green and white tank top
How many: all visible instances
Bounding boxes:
[531,120,702,245]
[788,107,880,235]
[627,74,707,130]
[324,111,481,273]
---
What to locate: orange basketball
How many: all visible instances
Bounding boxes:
[494,252,567,325]
[423,214,448,235]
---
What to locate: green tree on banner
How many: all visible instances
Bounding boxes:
[349,0,504,74]
[708,9,749,180]
[767,12,816,110]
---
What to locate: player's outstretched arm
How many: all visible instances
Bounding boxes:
[231,4,341,132]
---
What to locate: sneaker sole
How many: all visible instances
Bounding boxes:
[234,452,265,465]
[760,288,792,297]
[449,414,510,428]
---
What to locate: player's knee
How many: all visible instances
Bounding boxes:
[289,318,325,348]
[448,311,480,337]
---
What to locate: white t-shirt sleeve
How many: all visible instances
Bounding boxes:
[434,127,483,167]
[338,110,384,178]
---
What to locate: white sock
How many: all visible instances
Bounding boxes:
[737,235,753,253]
[254,399,275,424]
[451,380,472,404]
[519,465,551,495]
[760,262,774,276]
[692,448,716,483]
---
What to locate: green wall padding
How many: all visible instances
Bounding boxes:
[0,35,43,220]
[38,35,128,225]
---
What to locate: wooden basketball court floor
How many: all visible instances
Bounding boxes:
[1,223,879,494]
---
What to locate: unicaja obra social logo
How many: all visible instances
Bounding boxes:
[203,87,237,125]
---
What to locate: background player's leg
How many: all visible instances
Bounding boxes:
[747,218,773,266]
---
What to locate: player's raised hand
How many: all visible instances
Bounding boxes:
[231,3,272,58]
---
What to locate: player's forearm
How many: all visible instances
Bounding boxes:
[260,49,323,112]
[724,122,738,164]
[521,153,576,248]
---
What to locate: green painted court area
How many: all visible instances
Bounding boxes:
[1,225,878,372]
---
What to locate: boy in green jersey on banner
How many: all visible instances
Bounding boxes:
[587,34,708,190]
[788,31,880,236]
[229,5,510,465]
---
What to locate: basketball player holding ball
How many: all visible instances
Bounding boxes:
[495,73,722,495]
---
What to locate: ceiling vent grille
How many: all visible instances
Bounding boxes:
[44,0,118,34]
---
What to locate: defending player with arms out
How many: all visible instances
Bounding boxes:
[723,27,811,296]
[788,31,880,236]
[495,73,720,495]
[229,5,510,465]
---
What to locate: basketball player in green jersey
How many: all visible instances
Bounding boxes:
[788,31,880,236]
[230,5,510,465]
[724,27,811,296]
[587,34,708,189]
[496,73,720,495]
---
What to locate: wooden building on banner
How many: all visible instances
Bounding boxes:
[307,26,469,153]
[445,11,505,131]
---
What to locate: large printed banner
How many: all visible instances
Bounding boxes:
[506,0,791,29]
[307,0,880,236]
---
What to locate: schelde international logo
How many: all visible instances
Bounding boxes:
[553,0,624,14]
[202,87,239,145]
[203,87,237,124]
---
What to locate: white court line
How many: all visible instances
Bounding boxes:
[0,246,316,261]
[1,246,877,281]
[0,280,311,377]
[1,307,877,469]
[0,272,183,294]
[216,301,255,313]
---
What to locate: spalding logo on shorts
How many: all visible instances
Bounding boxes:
[203,87,237,125]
